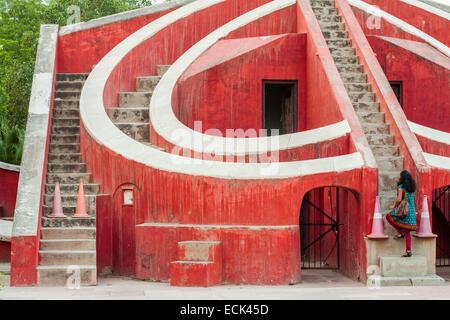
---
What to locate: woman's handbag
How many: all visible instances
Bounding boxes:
[396,199,409,218]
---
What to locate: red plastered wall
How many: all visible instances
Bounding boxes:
[0,168,19,218]
[368,36,450,132]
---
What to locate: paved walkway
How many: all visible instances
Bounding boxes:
[1,270,450,300]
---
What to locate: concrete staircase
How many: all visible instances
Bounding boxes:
[311,0,403,221]
[170,241,223,287]
[38,227,96,286]
[107,65,170,148]
[38,73,98,286]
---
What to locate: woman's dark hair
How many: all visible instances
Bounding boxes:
[398,170,416,193]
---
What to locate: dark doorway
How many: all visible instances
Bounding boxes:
[300,187,343,269]
[390,81,403,108]
[263,81,298,136]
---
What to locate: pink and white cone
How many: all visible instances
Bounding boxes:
[367,196,389,239]
[49,182,66,218]
[74,179,90,218]
[416,195,437,238]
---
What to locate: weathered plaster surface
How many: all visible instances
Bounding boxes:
[12,25,58,237]
[59,0,196,35]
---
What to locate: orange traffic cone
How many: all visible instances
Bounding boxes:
[367,196,389,239]
[74,179,90,218]
[416,195,437,238]
[49,182,66,218]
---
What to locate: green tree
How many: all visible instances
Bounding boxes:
[0,0,156,164]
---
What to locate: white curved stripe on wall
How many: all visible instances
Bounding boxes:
[0,161,20,172]
[401,0,450,20]
[408,120,450,145]
[348,0,450,57]
[151,0,339,156]
[424,153,450,170]
[80,0,365,179]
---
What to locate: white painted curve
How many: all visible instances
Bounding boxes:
[408,121,450,145]
[80,0,365,180]
[348,0,450,57]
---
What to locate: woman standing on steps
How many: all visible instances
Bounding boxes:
[386,170,417,258]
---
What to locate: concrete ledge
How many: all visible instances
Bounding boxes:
[0,161,20,173]
[59,0,196,35]
[0,220,13,242]
[408,121,450,146]
[368,274,446,287]
[380,256,427,277]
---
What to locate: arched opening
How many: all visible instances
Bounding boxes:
[299,186,360,280]
[432,185,450,267]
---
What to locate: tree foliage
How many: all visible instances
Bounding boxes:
[0,0,156,164]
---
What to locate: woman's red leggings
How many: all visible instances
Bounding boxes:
[387,216,412,251]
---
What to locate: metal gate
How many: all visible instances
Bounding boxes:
[433,186,450,267]
[300,187,342,269]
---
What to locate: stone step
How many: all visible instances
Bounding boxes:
[42,217,96,228]
[379,171,401,191]
[326,38,351,48]
[55,91,81,100]
[52,125,79,135]
[38,265,97,286]
[316,14,341,23]
[366,133,394,145]
[43,194,96,208]
[48,162,86,173]
[54,99,79,109]
[177,241,221,262]
[311,6,338,15]
[48,153,82,164]
[136,76,161,92]
[376,156,404,171]
[362,123,390,135]
[39,250,96,266]
[318,21,345,31]
[56,73,89,82]
[43,204,96,217]
[380,256,427,277]
[353,101,379,113]
[368,275,446,287]
[115,123,150,142]
[49,143,80,154]
[50,134,80,145]
[40,239,96,251]
[41,227,96,240]
[357,111,385,124]
[107,107,149,123]
[311,0,334,8]
[119,92,152,108]
[46,183,99,195]
[329,46,355,57]
[350,91,376,103]
[340,72,367,83]
[52,117,80,127]
[47,172,91,184]
[379,191,397,211]
[53,108,79,118]
[335,63,363,73]
[55,81,84,92]
[157,65,171,77]
[344,82,371,92]
[333,55,358,64]
[371,145,399,157]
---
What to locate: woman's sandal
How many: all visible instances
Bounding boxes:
[395,234,405,239]
[402,251,413,258]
